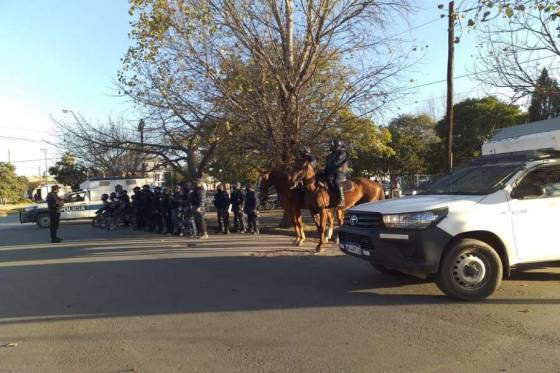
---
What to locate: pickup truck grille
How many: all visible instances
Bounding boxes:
[339,232,375,253]
[344,212,384,228]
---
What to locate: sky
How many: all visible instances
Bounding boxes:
[0,0,491,176]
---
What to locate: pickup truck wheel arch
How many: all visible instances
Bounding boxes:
[444,231,510,279]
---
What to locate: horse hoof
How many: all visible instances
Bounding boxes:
[315,245,323,253]
[292,239,300,246]
[297,240,304,247]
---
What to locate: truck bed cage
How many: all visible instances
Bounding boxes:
[471,148,560,165]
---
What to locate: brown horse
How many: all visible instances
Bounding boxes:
[291,159,385,252]
[259,169,335,246]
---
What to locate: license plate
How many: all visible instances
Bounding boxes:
[345,243,362,255]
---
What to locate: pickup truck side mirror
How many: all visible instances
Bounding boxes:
[511,184,545,200]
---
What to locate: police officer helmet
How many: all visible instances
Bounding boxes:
[217,184,223,191]
[330,139,343,151]
[101,193,109,200]
[110,192,117,199]
[234,182,241,188]
[298,146,311,157]
[115,184,123,193]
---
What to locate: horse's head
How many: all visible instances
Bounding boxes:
[290,156,318,189]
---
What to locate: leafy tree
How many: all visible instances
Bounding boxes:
[0,162,28,204]
[48,153,89,191]
[384,114,438,176]
[528,68,560,121]
[436,97,527,168]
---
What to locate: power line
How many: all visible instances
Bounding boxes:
[398,54,558,93]
[8,157,58,163]
[0,135,48,143]
[0,126,55,135]
[377,17,444,44]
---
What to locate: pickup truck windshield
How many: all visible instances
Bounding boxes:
[423,163,522,195]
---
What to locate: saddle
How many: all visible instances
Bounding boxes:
[316,178,355,193]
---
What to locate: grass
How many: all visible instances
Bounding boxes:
[0,202,33,217]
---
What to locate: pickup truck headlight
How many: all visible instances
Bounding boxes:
[382,208,448,229]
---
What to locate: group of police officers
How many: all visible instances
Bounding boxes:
[122,179,260,239]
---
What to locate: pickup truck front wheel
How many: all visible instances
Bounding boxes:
[36,213,50,228]
[436,239,502,301]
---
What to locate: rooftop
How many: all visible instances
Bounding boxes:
[490,117,560,142]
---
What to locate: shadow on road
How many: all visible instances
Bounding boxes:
[0,232,559,326]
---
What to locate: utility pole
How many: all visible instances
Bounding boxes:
[7,149,10,163]
[446,1,455,172]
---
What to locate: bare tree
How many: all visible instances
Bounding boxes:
[121,0,413,170]
[472,0,560,101]
[53,115,147,178]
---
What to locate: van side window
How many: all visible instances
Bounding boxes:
[517,165,560,199]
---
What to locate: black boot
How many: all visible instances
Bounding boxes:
[337,186,345,208]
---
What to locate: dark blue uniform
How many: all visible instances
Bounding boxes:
[213,189,231,234]
[230,187,245,233]
[244,188,259,234]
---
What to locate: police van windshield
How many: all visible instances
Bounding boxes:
[423,163,522,195]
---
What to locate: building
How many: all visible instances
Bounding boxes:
[483,118,560,155]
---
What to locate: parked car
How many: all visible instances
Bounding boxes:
[340,149,560,301]
[19,177,149,228]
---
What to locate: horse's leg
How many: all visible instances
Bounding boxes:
[315,208,328,253]
[297,208,306,246]
[326,210,334,242]
[335,208,344,244]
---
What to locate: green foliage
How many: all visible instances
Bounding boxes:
[528,68,560,121]
[48,152,89,191]
[333,111,394,177]
[385,114,438,176]
[436,97,527,168]
[0,162,28,204]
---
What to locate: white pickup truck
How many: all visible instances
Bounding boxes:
[19,177,149,228]
[340,148,560,301]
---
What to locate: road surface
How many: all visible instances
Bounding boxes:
[1,215,559,372]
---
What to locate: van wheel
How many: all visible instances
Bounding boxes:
[436,239,502,301]
[36,213,50,228]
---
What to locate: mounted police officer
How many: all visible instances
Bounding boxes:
[324,139,349,207]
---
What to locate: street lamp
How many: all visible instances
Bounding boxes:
[40,148,48,185]
[138,119,146,177]
[62,108,80,123]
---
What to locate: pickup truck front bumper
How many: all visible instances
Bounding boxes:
[339,225,453,275]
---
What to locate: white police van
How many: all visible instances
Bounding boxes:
[20,177,148,228]
[340,119,560,301]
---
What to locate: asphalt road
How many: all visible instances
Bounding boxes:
[1,214,560,372]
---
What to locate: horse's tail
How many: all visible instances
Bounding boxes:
[377,180,386,200]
